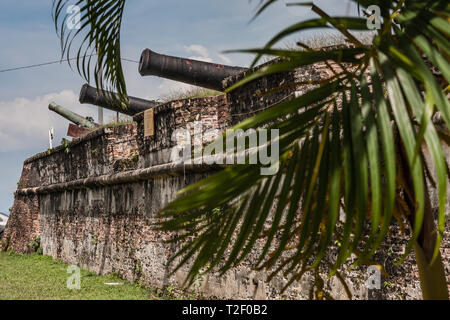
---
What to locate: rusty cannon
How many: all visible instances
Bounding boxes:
[49,102,98,129]
[79,84,158,116]
[138,49,247,92]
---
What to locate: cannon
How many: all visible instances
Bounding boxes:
[48,102,98,129]
[79,84,158,116]
[138,49,247,92]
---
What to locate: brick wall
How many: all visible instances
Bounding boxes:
[2,58,449,300]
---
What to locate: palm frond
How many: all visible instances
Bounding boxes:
[52,0,128,103]
[158,0,450,295]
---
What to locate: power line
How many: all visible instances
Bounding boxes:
[121,58,140,64]
[0,56,139,73]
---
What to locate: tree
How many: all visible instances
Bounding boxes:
[53,0,450,299]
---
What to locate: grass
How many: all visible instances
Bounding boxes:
[158,87,223,103]
[257,31,377,63]
[293,31,376,49]
[104,114,134,127]
[0,252,155,300]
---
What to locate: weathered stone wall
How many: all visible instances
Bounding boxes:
[20,125,138,187]
[134,95,230,168]
[2,195,40,253]
[223,59,332,125]
[2,59,449,300]
[2,125,138,253]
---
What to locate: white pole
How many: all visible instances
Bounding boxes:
[48,127,54,149]
[98,106,103,125]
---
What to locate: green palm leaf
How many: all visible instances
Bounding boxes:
[52,0,128,102]
[156,1,449,298]
[53,0,449,299]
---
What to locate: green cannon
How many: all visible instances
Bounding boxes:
[48,102,98,129]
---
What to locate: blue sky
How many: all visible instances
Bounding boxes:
[0,0,359,214]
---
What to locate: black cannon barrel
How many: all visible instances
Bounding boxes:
[79,84,158,116]
[49,102,98,129]
[138,49,247,92]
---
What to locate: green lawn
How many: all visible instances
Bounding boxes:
[0,252,153,300]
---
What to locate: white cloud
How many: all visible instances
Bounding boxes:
[183,44,210,60]
[217,53,233,65]
[187,56,213,63]
[0,90,98,152]
[183,44,234,65]
[157,79,197,96]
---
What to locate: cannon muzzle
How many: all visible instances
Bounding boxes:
[49,102,98,129]
[79,84,158,116]
[138,49,246,92]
